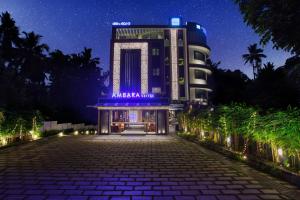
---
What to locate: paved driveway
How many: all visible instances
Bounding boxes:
[0,135,299,200]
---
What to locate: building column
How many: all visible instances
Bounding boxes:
[166,110,169,134]
[109,110,112,134]
[155,110,158,134]
[97,109,101,135]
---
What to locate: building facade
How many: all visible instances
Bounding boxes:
[96,18,212,134]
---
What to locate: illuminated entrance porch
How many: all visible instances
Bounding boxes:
[97,106,169,134]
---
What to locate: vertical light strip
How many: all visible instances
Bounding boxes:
[140,43,148,94]
[170,29,178,100]
[112,43,148,94]
[183,29,189,100]
[113,43,121,94]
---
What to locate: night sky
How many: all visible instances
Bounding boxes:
[0,0,291,77]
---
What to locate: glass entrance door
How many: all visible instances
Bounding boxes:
[111,110,157,133]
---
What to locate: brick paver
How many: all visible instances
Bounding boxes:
[0,135,299,200]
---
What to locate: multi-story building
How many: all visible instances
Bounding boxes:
[96,18,212,134]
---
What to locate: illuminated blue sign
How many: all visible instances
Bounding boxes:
[112,22,131,26]
[170,17,181,26]
[112,92,154,98]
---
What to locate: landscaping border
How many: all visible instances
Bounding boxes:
[182,137,300,188]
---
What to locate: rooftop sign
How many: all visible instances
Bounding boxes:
[170,17,181,26]
[112,22,131,26]
[112,92,154,98]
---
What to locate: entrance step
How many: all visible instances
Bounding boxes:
[121,133,147,136]
[122,130,147,136]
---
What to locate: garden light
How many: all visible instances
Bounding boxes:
[85,130,89,135]
[226,137,231,143]
[58,132,64,137]
[32,134,39,140]
[74,131,79,135]
[278,148,283,157]
[1,137,7,146]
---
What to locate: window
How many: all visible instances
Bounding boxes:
[153,68,160,76]
[179,85,185,97]
[195,89,206,99]
[179,67,185,79]
[152,48,160,56]
[194,51,206,61]
[194,70,206,80]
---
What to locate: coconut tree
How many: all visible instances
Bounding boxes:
[243,43,266,79]
[0,12,20,54]
[18,31,49,84]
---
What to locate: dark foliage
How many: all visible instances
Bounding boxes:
[0,12,108,124]
[210,59,300,109]
[234,0,300,55]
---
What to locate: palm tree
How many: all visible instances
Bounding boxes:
[0,12,20,51]
[81,47,99,68]
[18,31,49,84]
[243,43,266,79]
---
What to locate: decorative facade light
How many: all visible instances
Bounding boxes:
[170,29,179,100]
[113,43,148,94]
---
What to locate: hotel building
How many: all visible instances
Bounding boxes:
[96,18,212,134]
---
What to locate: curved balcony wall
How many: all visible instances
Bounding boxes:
[188,45,210,65]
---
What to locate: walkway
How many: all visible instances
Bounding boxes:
[0,135,299,200]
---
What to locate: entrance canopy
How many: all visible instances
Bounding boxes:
[96,96,170,107]
[95,97,170,134]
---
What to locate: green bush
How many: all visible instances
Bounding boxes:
[177,104,300,172]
